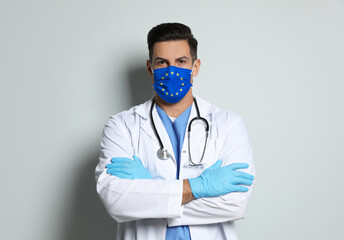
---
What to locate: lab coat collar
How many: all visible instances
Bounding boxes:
[134,95,217,120]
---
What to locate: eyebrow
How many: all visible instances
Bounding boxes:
[154,57,169,62]
[176,56,190,61]
[154,56,190,62]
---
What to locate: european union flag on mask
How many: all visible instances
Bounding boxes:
[152,66,193,103]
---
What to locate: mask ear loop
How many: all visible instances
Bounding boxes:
[150,61,155,74]
[150,62,156,89]
[190,61,196,77]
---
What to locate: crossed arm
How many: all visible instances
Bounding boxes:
[95,115,255,224]
[106,156,253,204]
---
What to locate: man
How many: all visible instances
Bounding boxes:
[95,23,255,240]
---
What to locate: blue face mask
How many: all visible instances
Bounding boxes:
[152,65,193,103]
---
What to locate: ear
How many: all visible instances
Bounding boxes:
[146,60,153,78]
[192,59,201,77]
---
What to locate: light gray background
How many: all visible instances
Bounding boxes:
[1,0,343,239]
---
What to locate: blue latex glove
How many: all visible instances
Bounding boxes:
[188,160,254,199]
[106,155,152,179]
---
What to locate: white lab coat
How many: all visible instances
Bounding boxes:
[95,96,255,240]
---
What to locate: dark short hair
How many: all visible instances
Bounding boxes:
[147,23,198,62]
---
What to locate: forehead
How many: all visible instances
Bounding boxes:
[152,40,191,59]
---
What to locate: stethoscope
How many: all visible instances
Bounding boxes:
[150,97,209,166]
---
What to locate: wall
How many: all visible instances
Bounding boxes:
[1,0,343,239]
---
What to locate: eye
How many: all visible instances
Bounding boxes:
[179,60,185,64]
[157,60,166,65]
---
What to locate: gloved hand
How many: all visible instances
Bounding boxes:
[188,160,254,199]
[106,155,152,179]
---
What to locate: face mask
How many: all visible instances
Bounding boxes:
[152,65,194,103]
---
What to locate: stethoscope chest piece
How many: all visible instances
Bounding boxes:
[157,148,170,160]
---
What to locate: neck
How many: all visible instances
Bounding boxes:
[155,90,193,118]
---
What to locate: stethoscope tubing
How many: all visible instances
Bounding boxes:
[150,96,209,165]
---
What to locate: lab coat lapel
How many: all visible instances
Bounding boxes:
[181,99,199,165]
[151,107,176,163]
[136,99,176,164]
[180,96,218,166]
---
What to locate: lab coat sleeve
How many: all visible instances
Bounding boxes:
[95,115,183,223]
[168,115,255,226]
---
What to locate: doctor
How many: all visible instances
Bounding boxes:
[95,23,255,240]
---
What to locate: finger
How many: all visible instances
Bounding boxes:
[231,185,249,192]
[233,171,255,180]
[132,155,140,162]
[132,155,144,166]
[111,157,134,163]
[108,167,133,175]
[106,162,132,169]
[234,178,253,186]
[228,163,249,171]
[207,160,222,170]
